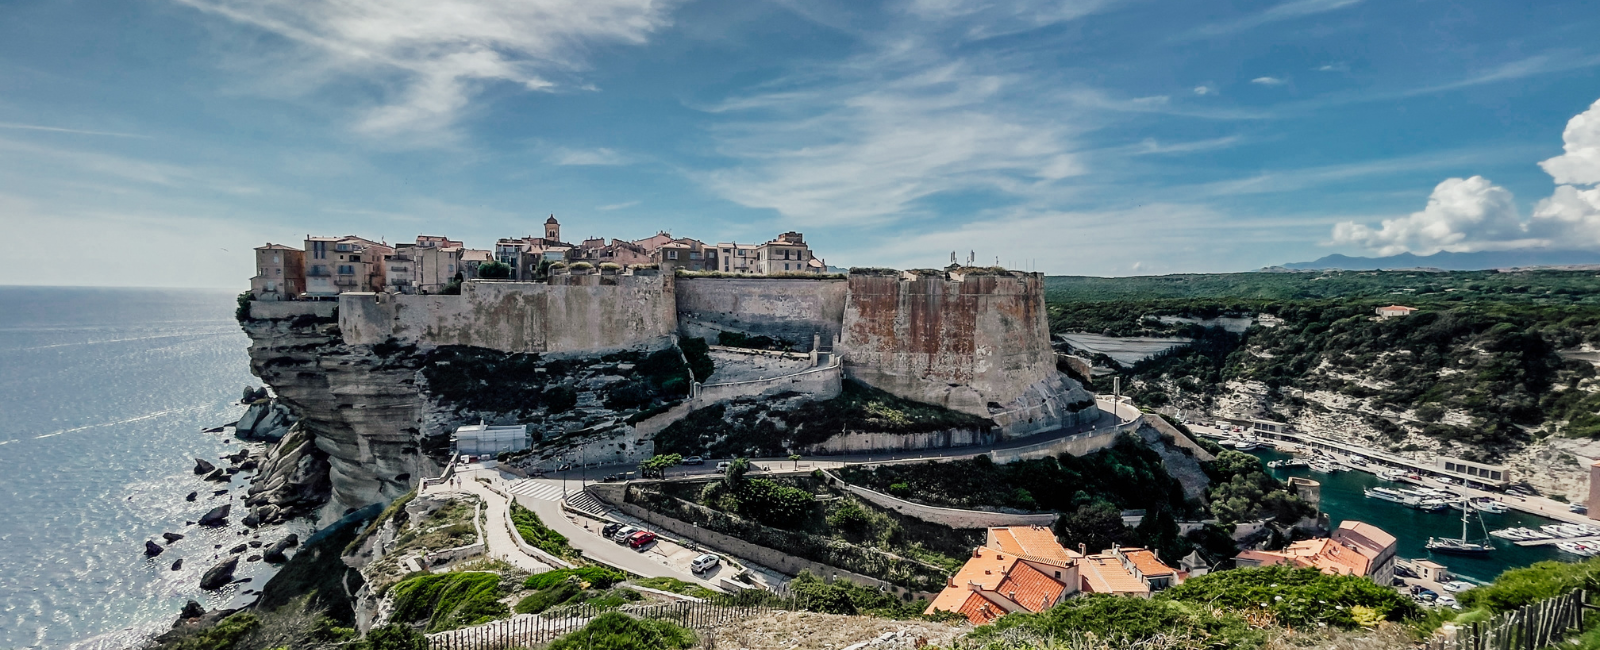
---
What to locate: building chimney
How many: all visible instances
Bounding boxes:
[1078,543,1087,556]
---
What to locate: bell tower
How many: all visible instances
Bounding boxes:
[544,215,560,241]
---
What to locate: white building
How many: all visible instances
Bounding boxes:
[452,423,530,456]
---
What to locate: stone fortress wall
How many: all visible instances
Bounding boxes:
[674,277,849,346]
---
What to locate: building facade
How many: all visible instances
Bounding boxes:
[305,235,393,296]
[251,244,305,301]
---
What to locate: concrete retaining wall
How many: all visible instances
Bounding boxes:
[802,428,993,455]
[987,418,1141,464]
[821,470,1057,529]
[339,274,675,354]
[249,300,337,320]
[692,355,842,404]
[676,278,848,346]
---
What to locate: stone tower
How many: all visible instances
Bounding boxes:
[545,215,560,241]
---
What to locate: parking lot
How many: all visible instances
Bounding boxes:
[568,513,736,585]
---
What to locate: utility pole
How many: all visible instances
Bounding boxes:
[1113,377,1121,424]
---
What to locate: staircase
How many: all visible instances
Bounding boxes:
[564,489,610,517]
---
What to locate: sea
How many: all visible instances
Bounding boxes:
[0,287,302,649]
[1252,448,1567,583]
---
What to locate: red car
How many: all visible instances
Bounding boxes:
[627,531,657,549]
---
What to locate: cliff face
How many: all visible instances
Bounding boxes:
[241,314,434,520]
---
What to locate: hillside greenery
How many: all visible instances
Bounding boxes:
[543,612,696,650]
[508,501,576,559]
[1045,269,1600,305]
[388,572,509,633]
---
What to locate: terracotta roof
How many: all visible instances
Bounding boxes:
[1378,305,1416,311]
[256,243,299,251]
[1239,538,1371,577]
[988,526,1076,564]
[995,561,1066,612]
[1079,554,1148,596]
[956,591,1006,625]
[1120,548,1176,578]
[1336,521,1397,556]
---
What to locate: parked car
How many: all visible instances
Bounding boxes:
[611,526,638,543]
[682,456,704,465]
[602,522,623,538]
[1416,589,1439,602]
[1394,564,1418,579]
[1441,581,1474,593]
[716,461,731,472]
[1571,504,1589,514]
[690,553,721,573]
[1437,595,1459,609]
[627,531,657,549]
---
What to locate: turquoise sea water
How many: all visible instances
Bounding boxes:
[0,287,270,649]
[1251,448,1567,583]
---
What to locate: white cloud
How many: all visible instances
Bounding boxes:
[903,0,1117,39]
[1315,62,1348,72]
[1250,76,1286,86]
[1332,97,1600,255]
[597,200,640,211]
[1183,0,1362,40]
[702,55,1087,225]
[0,122,150,138]
[1538,99,1600,186]
[171,0,676,142]
[1330,176,1534,255]
[552,147,630,166]
[1193,85,1215,96]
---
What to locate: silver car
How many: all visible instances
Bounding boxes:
[690,553,720,573]
[610,526,638,543]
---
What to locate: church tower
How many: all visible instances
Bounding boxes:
[544,215,560,241]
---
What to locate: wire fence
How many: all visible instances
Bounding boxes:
[1425,588,1591,650]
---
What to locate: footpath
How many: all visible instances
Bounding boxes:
[422,472,554,574]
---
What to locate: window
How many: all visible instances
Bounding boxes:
[738,249,746,257]
[336,244,351,252]
[447,264,455,273]
[668,250,678,260]
[784,263,790,270]
[276,269,282,276]
[689,252,700,260]
[338,265,355,275]
[273,254,281,264]
[312,241,327,259]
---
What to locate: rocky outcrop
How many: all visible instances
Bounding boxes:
[262,534,298,563]
[199,557,238,590]
[198,504,230,527]
[242,423,333,526]
[144,540,164,557]
[162,532,184,543]
[235,398,296,442]
[193,458,215,475]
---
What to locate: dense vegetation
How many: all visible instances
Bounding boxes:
[1047,270,1600,457]
[1202,450,1318,525]
[420,345,690,421]
[543,612,696,650]
[388,572,508,633]
[653,379,993,457]
[514,568,639,614]
[508,501,576,559]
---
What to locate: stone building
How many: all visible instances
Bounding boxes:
[304,235,392,296]
[928,531,1078,625]
[713,232,826,275]
[251,243,305,301]
[385,236,465,294]
[1235,520,1397,585]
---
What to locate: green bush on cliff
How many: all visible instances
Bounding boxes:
[544,612,695,650]
[1457,557,1600,613]
[389,571,509,632]
[509,501,575,559]
[1159,566,1418,630]
[235,291,253,322]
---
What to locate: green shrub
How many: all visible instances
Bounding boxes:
[544,612,695,650]
[235,291,254,322]
[633,576,717,599]
[972,594,1256,648]
[509,502,576,559]
[157,612,260,650]
[515,580,583,614]
[523,567,626,590]
[679,337,715,382]
[389,572,509,632]
[477,260,512,279]
[1158,566,1418,629]
[353,623,428,650]
[1458,558,1600,613]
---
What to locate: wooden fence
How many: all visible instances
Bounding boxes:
[425,600,770,650]
[1425,589,1591,650]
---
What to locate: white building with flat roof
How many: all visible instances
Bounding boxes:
[452,423,530,456]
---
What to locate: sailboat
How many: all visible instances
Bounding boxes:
[1427,497,1495,554]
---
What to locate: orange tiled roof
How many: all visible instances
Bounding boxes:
[995,561,1066,613]
[956,591,1007,625]
[1378,305,1416,311]
[989,526,1077,564]
[1242,538,1371,577]
[1121,548,1176,578]
[1336,521,1397,556]
[1079,554,1148,596]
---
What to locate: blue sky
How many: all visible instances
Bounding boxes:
[2,0,1600,287]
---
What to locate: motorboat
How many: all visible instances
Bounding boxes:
[1427,498,1495,555]
[1557,541,1599,557]
[1379,469,1408,482]
[1281,458,1309,468]
[1468,499,1508,514]
[1414,499,1452,513]
[1365,487,1410,504]
[1232,440,1261,451]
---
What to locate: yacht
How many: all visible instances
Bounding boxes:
[1468,499,1508,514]
[1232,440,1262,451]
[1558,541,1599,557]
[1414,499,1452,513]
[1379,469,1408,482]
[1308,460,1340,473]
[1365,487,1410,504]
[1427,499,1495,555]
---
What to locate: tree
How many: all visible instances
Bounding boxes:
[478,260,512,279]
[723,457,751,488]
[1055,501,1131,553]
[638,454,682,479]
[789,454,802,469]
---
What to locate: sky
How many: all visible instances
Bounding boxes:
[2,0,1600,287]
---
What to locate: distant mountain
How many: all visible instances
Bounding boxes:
[1281,250,1600,271]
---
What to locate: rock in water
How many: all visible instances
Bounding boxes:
[197,504,230,527]
[203,468,230,482]
[144,540,164,557]
[248,540,262,548]
[199,557,237,590]
[262,535,298,563]
[282,533,299,547]
[162,532,185,543]
[178,600,205,620]
[228,544,247,554]
[184,491,197,502]
[193,458,216,475]
[247,555,262,562]
[171,559,183,571]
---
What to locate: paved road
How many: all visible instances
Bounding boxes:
[423,472,555,574]
[507,479,720,590]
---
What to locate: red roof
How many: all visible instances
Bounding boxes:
[956,591,1006,625]
[995,561,1066,613]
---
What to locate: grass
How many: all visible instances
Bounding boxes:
[509,501,577,559]
[389,572,509,633]
[632,576,717,600]
[544,612,696,650]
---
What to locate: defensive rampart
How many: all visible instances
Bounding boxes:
[820,469,1058,529]
[338,274,676,353]
[839,270,1094,437]
[675,277,848,346]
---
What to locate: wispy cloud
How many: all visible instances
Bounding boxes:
[169,0,678,143]
[1407,52,1600,96]
[1125,136,1243,155]
[1315,62,1349,72]
[1193,85,1216,96]
[903,0,1121,39]
[0,122,150,138]
[1182,145,1544,197]
[597,200,640,211]
[1181,0,1362,40]
[1251,76,1286,86]
[552,147,631,166]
